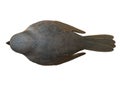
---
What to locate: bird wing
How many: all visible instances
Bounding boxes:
[53,21,86,34]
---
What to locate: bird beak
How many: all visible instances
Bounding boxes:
[6,41,10,45]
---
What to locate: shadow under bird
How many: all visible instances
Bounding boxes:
[6,20,116,65]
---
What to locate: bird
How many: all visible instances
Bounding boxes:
[6,20,116,65]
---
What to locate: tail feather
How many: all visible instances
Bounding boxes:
[85,35,114,39]
[84,35,115,52]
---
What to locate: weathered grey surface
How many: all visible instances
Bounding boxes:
[7,20,115,65]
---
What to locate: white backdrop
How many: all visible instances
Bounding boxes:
[0,0,120,86]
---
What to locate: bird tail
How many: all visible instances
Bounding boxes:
[83,35,115,52]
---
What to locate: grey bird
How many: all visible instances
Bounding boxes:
[6,20,115,65]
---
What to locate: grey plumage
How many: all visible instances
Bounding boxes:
[7,20,115,65]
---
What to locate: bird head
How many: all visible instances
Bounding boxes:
[7,31,34,54]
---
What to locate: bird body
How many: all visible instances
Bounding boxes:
[7,20,115,65]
